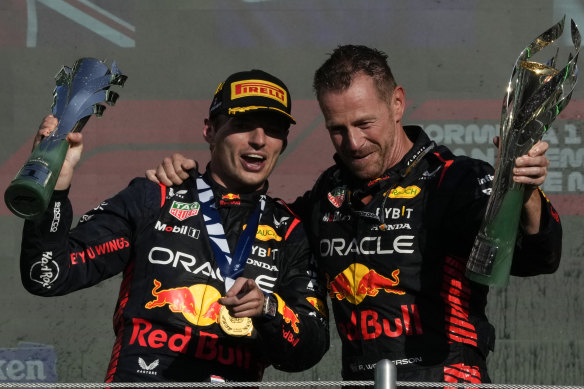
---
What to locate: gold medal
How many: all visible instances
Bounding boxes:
[219,305,253,336]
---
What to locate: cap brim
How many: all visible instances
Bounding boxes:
[228,106,296,124]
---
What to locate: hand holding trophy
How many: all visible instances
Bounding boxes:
[466,17,580,286]
[4,58,127,219]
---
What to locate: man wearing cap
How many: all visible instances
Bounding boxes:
[19,69,329,384]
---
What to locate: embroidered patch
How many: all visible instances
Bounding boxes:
[169,201,200,221]
[327,187,346,208]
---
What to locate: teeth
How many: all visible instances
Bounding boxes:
[245,154,265,160]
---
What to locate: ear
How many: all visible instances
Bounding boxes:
[203,118,215,144]
[391,86,406,122]
[281,130,289,152]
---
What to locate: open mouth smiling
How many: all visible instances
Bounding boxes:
[241,153,267,170]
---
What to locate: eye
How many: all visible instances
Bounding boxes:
[327,125,345,135]
[357,121,374,130]
[264,126,287,139]
[229,118,254,133]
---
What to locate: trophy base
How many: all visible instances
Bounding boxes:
[466,234,513,287]
[465,188,524,287]
[466,237,513,287]
[466,233,498,275]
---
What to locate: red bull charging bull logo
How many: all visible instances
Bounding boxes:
[328,264,405,305]
[222,193,240,201]
[307,297,327,317]
[145,279,223,326]
[273,293,300,334]
[220,193,241,206]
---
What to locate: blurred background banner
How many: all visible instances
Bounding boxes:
[0,342,57,385]
[0,0,582,385]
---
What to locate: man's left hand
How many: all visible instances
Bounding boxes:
[513,140,550,189]
[511,140,551,234]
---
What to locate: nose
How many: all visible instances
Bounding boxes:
[343,127,364,152]
[249,127,266,148]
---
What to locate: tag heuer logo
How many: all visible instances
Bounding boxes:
[169,201,200,221]
[327,187,346,208]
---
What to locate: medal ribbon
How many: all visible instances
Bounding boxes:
[196,177,265,291]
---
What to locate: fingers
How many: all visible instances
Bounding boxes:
[172,153,192,181]
[492,136,500,149]
[178,154,197,172]
[151,158,175,186]
[219,278,264,318]
[66,132,83,148]
[145,169,160,184]
[526,140,549,157]
[223,277,249,298]
[513,141,550,187]
[151,153,193,186]
[54,132,84,190]
[33,115,58,150]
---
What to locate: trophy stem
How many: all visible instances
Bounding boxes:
[466,186,524,286]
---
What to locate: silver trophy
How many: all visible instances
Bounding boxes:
[466,17,580,286]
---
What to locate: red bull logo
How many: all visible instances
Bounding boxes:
[129,319,254,368]
[306,297,327,317]
[222,193,240,201]
[145,279,222,326]
[145,280,197,314]
[221,193,241,206]
[130,318,191,353]
[274,294,300,334]
[328,264,405,305]
[220,193,241,205]
[337,305,423,341]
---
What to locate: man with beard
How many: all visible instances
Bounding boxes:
[148,46,561,386]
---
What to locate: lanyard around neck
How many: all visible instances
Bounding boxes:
[196,177,265,291]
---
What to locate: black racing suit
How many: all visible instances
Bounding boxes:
[294,126,561,385]
[20,170,329,384]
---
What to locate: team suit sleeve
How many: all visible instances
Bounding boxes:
[510,189,562,276]
[437,157,562,277]
[251,218,330,372]
[20,178,158,296]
